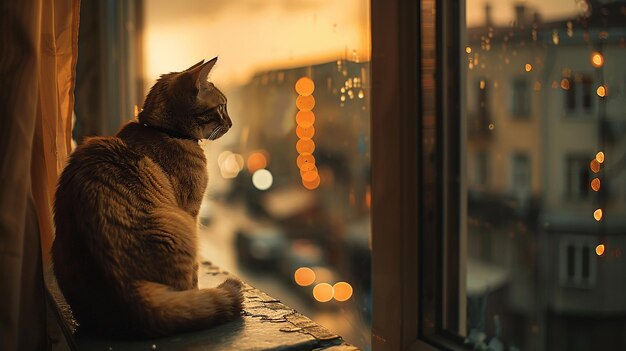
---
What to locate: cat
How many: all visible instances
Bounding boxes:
[52,57,243,338]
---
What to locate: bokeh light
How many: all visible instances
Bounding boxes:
[247,151,268,173]
[560,78,570,90]
[596,151,605,163]
[302,174,321,190]
[302,169,319,182]
[296,125,315,139]
[596,244,605,256]
[312,283,333,303]
[332,282,353,302]
[591,178,601,192]
[294,267,316,287]
[296,95,316,111]
[597,85,606,98]
[594,209,603,221]
[295,77,315,96]
[590,159,601,173]
[297,154,315,169]
[299,162,317,174]
[296,110,315,128]
[217,150,233,166]
[591,52,604,68]
[296,138,316,154]
[525,63,532,72]
[465,46,472,54]
[252,169,273,191]
[221,153,244,179]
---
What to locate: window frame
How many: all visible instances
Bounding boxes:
[371,0,467,349]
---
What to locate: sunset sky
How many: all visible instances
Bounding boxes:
[144,0,581,89]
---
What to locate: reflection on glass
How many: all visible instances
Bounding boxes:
[144,1,371,349]
[464,1,626,350]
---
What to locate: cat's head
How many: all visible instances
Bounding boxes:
[139,57,232,141]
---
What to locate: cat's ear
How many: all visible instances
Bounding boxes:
[184,60,205,72]
[189,57,218,90]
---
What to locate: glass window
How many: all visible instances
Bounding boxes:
[464,1,626,350]
[143,1,371,349]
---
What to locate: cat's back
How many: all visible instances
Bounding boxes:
[54,134,175,238]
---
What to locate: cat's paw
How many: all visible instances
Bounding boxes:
[217,278,244,319]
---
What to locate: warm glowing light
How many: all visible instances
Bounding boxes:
[297,154,315,169]
[134,105,139,119]
[299,162,316,174]
[247,152,268,173]
[221,153,244,179]
[332,282,353,302]
[590,159,601,173]
[296,138,316,154]
[302,169,319,183]
[312,283,333,303]
[596,244,605,256]
[302,174,321,190]
[479,80,486,90]
[296,125,315,139]
[560,78,570,90]
[591,52,604,68]
[594,209,603,221]
[365,186,371,209]
[252,169,273,190]
[295,77,315,96]
[596,152,605,163]
[294,267,316,286]
[591,178,601,192]
[296,95,316,111]
[218,150,233,166]
[597,85,606,97]
[358,89,365,99]
[525,63,532,72]
[488,123,495,130]
[296,110,315,128]
[465,46,472,54]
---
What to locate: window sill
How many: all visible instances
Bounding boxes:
[73,262,358,351]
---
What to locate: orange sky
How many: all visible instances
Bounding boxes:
[144,0,370,89]
[144,0,581,89]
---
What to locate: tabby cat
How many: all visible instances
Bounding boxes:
[52,58,243,338]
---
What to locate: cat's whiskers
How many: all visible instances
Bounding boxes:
[208,126,222,140]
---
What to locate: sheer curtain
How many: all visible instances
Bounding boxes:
[0,0,79,349]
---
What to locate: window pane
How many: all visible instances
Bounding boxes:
[143,1,371,349]
[464,1,626,350]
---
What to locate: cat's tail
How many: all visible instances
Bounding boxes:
[133,278,244,336]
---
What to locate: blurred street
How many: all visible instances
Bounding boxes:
[197,200,371,349]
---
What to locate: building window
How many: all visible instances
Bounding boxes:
[560,236,596,288]
[511,153,530,196]
[510,78,530,117]
[566,155,591,200]
[564,74,593,114]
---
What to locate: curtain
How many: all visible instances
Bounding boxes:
[0,0,80,350]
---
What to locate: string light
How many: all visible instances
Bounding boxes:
[596,244,605,256]
[593,209,603,221]
[295,77,320,190]
[591,52,604,68]
[596,152,605,163]
[591,178,601,192]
